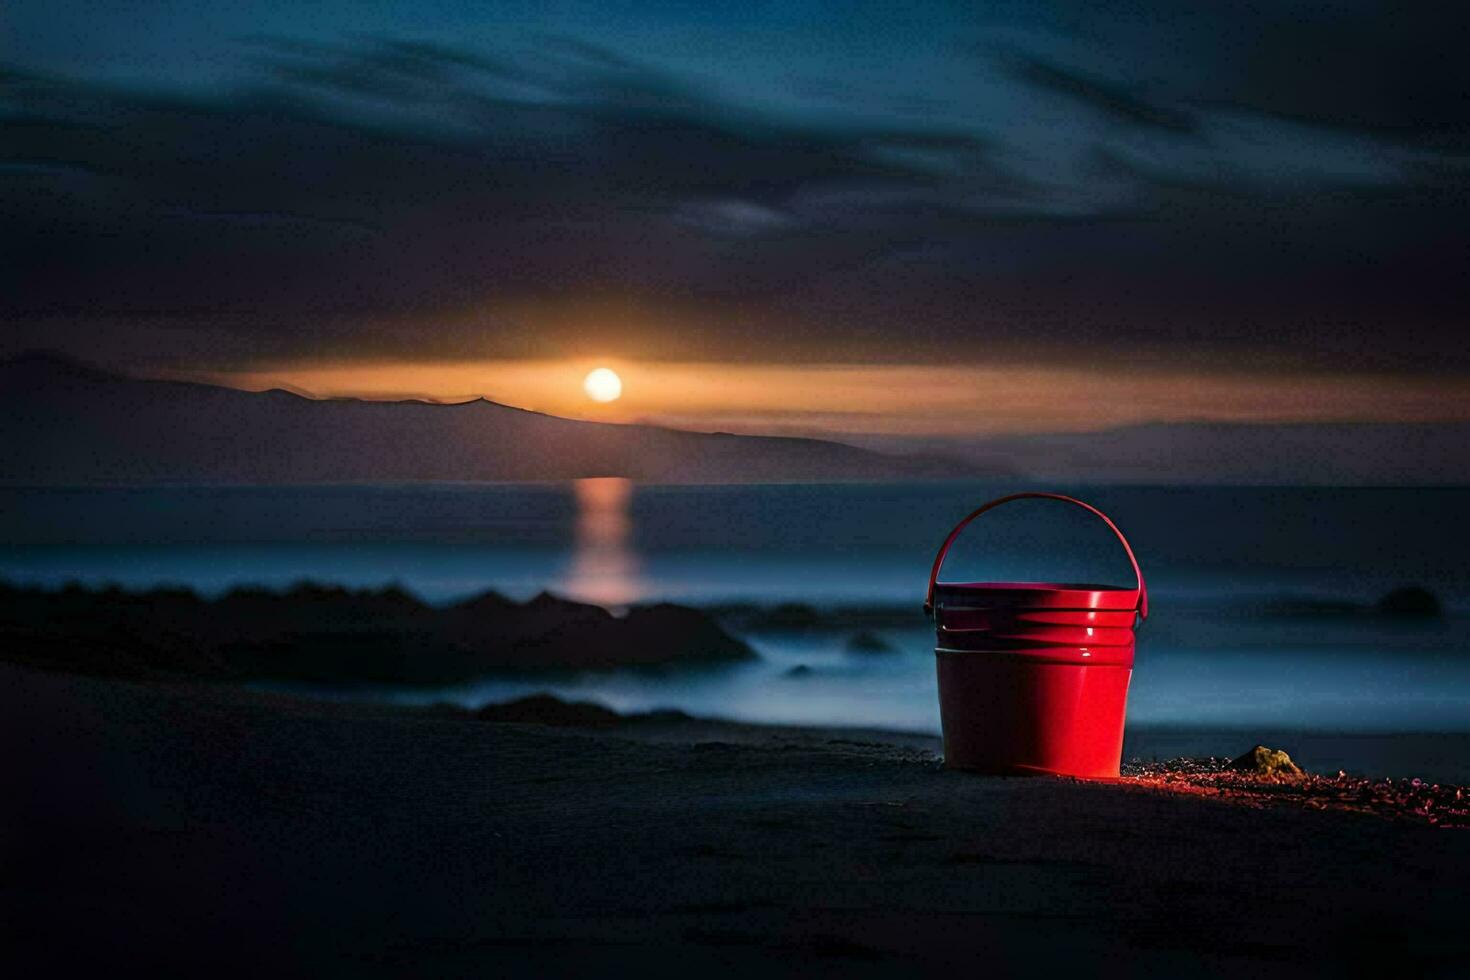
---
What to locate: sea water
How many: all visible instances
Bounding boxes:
[3,481,1469,777]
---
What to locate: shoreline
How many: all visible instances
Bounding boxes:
[250,674,1470,786]
[15,649,1470,784]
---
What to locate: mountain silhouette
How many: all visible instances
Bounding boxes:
[0,351,990,483]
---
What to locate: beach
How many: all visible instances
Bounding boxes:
[11,3,1470,974]
[4,661,1467,977]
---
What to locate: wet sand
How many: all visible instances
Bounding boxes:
[3,662,1468,977]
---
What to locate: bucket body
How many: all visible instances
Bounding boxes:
[924,496,1147,779]
[936,652,1132,777]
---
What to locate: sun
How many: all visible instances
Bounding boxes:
[582,367,623,403]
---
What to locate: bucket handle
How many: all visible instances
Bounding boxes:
[923,492,1148,621]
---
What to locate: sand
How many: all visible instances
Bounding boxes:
[3,662,1468,977]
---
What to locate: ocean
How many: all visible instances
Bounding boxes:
[4,481,1469,778]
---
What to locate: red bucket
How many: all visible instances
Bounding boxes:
[923,493,1148,778]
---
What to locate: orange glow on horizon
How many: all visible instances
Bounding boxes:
[179,360,1470,438]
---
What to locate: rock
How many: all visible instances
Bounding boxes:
[473,696,690,727]
[0,581,757,683]
[621,603,757,663]
[1375,586,1442,618]
[1229,745,1304,777]
[783,664,814,678]
[638,708,694,723]
[845,630,896,654]
[474,694,622,727]
[451,589,517,614]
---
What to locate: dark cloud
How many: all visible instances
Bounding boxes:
[1007,56,1195,133]
[2,15,1468,374]
[1011,1,1470,140]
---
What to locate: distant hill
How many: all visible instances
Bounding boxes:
[965,421,1470,484]
[0,352,990,484]
[840,417,1470,484]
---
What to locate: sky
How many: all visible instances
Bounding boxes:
[3,2,1469,440]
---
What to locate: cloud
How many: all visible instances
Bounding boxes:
[1,20,1467,374]
[1008,56,1196,134]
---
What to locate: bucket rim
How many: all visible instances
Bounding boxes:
[933,581,1139,593]
[932,582,1143,611]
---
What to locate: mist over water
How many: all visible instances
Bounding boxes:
[4,480,1469,753]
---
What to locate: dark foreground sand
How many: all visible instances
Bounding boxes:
[3,663,1468,977]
